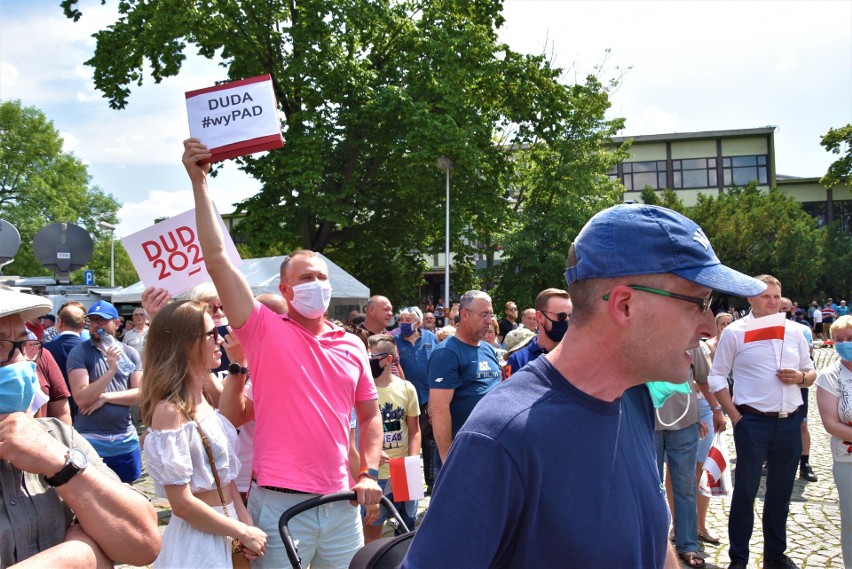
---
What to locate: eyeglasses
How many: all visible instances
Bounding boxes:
[0,339,43,365]
[199,328,219,342]
[207,303,224,314]
[464,309,495,320]
[541,310,570,322]
[603,285,713,314]
[85,315,110,325]
[369,352,389,360]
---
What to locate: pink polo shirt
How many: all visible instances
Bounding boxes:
[233,301,376,493]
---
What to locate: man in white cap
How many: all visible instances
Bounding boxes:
[402,204,766,569]
[0,287,160,566]
[67,300,143,483]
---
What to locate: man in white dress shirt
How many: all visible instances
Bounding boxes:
[709,275,815,569]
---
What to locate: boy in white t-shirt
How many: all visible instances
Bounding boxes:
[364,335,421,543]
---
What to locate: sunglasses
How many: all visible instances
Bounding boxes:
[603,284,712,314]
[0,339,43,365]
[199,328,220,342]
[541,310,570,322]
[369,352,389,360]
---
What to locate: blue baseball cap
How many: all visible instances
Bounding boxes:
[87,300,119,320]
[564,204,766,298]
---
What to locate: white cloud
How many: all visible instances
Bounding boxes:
[776,51,798,72]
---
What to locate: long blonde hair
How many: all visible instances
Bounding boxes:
[140,300,210,425]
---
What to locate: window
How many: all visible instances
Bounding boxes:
[672,158,717,189]
[800,202,826,228]
[722,155,768,187]
[621,161,667,191]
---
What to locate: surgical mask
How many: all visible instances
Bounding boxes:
[399,323,415,337]
[289,280,332,319]
[836,342,852,362]
[645,381,692,409]
[0,361,47,414]
[369,358,385,379]
[543,316,569,344]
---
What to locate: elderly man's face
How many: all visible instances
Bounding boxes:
[521,309,537,331]
[0,315,38,367]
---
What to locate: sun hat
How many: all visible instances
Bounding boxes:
[0,286,52,322]
[87,300,120,320]
[564,204,766,297]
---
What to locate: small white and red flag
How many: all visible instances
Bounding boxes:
[389,456,425,502]
[744,312,786,343]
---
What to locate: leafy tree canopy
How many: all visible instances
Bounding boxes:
[0,99,134,285]
[689,182,822,299]
[63,0,625,305]
[820,124,852,189]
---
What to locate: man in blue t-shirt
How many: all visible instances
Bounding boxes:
[403,204,768,569]
[427,290,501,476]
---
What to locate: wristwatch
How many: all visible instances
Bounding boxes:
[45,448,88,487]
[358,467,380,481]
[228,362,249,375]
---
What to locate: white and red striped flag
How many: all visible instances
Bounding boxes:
[389,456,425,501]
[744,312,786,343]
[700,433,732,497]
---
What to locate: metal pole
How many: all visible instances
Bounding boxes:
[436,156,453,308]
[109,229,115,287]
[444,167,450,309]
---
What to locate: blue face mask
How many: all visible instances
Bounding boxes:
[0,361,43,414]
[836,342,852,362]
[645,380,692,408]
[399,323,415,337]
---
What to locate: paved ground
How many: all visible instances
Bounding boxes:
[120,348,845,568]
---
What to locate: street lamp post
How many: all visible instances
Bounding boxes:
[436,156,453,309]
[98,221,116,287]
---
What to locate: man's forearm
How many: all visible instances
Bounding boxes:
[58,468,160,565]
[102,388,140,407]
[15,524,113,569]
[357,411,383,471]
[430,406,453,462]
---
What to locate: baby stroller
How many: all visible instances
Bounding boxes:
[279,491,416,569]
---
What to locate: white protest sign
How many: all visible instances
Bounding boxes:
[186,74,284,162]
[121,204,242,296]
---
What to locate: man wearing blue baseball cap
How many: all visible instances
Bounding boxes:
[402,204,766,569]
[67,301,143,483]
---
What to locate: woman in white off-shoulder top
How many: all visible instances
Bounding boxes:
[140,300,267,568]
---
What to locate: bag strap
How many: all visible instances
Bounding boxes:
[191,412,231,519]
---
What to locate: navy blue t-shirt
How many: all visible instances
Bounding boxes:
[404,356,669,568]
[427,336,501,436]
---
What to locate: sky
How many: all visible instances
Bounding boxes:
[1,0,850,240]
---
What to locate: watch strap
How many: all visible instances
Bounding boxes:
[45,449,87,487]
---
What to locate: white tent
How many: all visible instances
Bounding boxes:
[109,253,369,321]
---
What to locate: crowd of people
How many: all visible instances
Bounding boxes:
[1,139,848,568]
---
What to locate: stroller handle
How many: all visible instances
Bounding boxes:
[278,491,412,569]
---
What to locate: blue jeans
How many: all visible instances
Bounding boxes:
[729,411,803,564]
[655,423,699,553]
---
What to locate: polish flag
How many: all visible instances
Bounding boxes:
[703,444,727,488]
[389,456,425,501]
[744,312,786,343]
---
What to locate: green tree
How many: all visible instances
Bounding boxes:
[63,0,624,303]
[689,183,822,298]
[0,100,135,285]
[820,124,852,189]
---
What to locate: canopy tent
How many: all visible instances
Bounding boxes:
[109,253,369,322]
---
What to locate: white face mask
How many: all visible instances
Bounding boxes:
[289,280,332,319]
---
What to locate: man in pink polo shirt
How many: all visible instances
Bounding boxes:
[183,139,383,568]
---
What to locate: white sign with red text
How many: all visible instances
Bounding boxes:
[186,74,284,162]
[121,204,242,296]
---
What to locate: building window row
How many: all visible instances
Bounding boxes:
[611,154,769,191]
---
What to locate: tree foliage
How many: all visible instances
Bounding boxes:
[63,0,625,304]
[0,100,134,285]
[689,183,822,299]
[820,124,852,189]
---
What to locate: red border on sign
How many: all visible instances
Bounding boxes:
[185,74,272,99]
[206,134,284,163]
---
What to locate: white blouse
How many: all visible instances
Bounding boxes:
[144,410,241,497]
[815,362,852,464]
